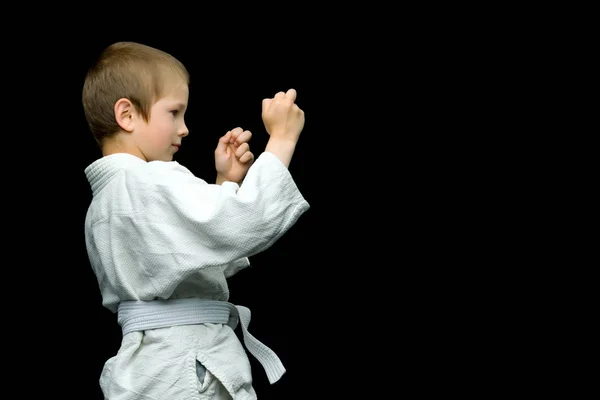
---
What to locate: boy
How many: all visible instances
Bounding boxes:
[82,41,309,399]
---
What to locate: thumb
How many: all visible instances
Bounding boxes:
[285,88,297,102]
[215,131,232,154]
[262,98,272,116]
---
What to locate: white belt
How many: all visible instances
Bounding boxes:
[117,298,285,384]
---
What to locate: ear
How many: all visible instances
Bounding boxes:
[114,98,136,132]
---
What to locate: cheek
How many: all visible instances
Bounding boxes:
[151,118,175,141]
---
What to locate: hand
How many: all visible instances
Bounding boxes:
[262,88,305,143]
[214,127,254,184]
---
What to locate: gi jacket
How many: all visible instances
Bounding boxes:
[84,151,309,399]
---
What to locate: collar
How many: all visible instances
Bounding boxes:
[84,153,146,195]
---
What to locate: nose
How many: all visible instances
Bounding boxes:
[179,123,189,137]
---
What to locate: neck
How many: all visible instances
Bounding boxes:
[102,137,146,161]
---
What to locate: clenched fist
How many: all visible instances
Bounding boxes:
[262,88,305,144]
[214,127,254,184]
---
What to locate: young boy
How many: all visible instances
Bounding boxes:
[82,41,309,399]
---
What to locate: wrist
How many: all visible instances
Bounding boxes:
[265,138,297,168]
[216,173,227,185]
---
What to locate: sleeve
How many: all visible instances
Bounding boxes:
[221,257,251,278]
[138,151,310,267]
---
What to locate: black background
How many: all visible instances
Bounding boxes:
[6,17,491,398]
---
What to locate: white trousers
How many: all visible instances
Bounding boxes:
[197,362,233,400]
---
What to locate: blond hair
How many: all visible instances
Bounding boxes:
[82,41,189,147]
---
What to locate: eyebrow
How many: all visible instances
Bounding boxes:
[172,102,187,110]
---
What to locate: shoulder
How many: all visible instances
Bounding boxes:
[127,160,204,187]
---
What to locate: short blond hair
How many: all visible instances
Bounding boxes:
[82,41,189,147]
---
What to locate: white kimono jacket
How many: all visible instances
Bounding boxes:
[84,151,310,399]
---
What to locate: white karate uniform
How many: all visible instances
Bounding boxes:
[84,151,310,399]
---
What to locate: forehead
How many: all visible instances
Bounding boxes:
[158,79,189,104]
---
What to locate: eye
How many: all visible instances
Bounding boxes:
[171,110,179,116]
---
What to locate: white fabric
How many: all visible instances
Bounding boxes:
[117,299,286,384]
[84,151,309,399]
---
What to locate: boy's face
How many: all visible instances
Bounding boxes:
[136,80,189,162]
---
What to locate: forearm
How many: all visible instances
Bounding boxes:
[189,153,309,259]
[264,138,297,168]
[216,175,247,185]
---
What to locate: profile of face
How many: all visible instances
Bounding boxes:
[135,79,190,162]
